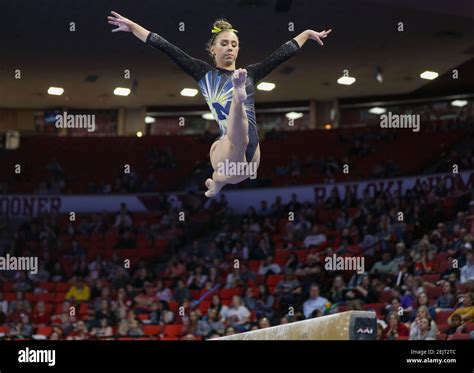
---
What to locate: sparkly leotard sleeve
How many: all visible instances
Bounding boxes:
[146,33,301,162]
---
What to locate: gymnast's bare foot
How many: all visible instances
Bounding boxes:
[205,177,225,198]
[232,68,247,103]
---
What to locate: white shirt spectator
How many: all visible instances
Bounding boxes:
[225,305,251,324]
[303,296,329,318]
[460,262,474,284]
[303,233,327,248]
[258,262,281,275]
[114,212,132,228]
[0,298,8,314]
[156,288,173,303]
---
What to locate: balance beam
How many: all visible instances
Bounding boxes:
[215,311,377,340]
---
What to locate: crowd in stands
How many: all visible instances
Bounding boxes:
[1,177,473,340]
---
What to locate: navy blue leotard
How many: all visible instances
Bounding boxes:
[146,32,301,162]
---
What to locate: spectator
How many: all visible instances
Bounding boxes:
[174,280,191,305]
[275,270,302,309]
[436,281,456,310]
[91,318,113,338]
[409,306,437,340]
[445,314,465,337]
[221,296,250,332]
[128,319,144,337]
[284,252,300,272]
[303,284,329,319]
[65,278,91,302]
[10,314,34,338]
[328,275,347,304]
[187,266,208,290]
[202,308,225,336]
[255,284,274,320]
[32,301,51,328]
[243,287,257,311]
[258,256,281,276]
[156,280,173,303]
[67,320,89,340]
[370,252,399,277]
[382,312,409,340]
[460,249,474,284]
[448,292,474,323]
[409,317,436,340]
[303,225,327,248]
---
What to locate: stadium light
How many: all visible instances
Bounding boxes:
[337,76,356,85]
[285,112,304,120]
[114,87,131,96]
[202,113,215,120]
[451,100,468,108]
[420,71,438,80]
[47,87,64,96]
[180,88,198,97]
[257,82,276,91]
[369,107,386,115]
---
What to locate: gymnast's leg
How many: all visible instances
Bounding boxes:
[205,68,251,197]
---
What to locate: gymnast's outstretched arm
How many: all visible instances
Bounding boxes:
[246,28,332,84]
[108,11,211,81]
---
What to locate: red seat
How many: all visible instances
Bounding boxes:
[54,293,66,303]
[36,326,52,337]
[249,260,260,273]
[266,274,284,287]
[37,293,54,303]
[198,300,211,314]
[422,274,440,284]
[437,323,449,333]
[437,333,446,340]
[39,282,55,292]
[426,286,443,300]
[449,334,470,340]
[379,290,394,304]
[4,292,16,301]
[435,310,452,325]
[163,324,183,338]
[363,303,385,315]
[143,325,162,336]
[138,314,149,321]
[168,301,179,313]
[2,282,14,292]
[78,303,89,315]
[56,283,70,292]
[25,292,37,302]
[219,288,240,300]
[0,326,10,334]
[190,290,201,300]
[464,323,474,333]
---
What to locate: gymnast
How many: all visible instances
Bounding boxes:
[108,11,331,197]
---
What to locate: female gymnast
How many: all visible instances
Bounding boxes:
[108,11,331,197]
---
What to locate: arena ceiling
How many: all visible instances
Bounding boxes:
[0,0,473,109]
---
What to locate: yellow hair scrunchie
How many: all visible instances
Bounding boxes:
[211,26,238,34]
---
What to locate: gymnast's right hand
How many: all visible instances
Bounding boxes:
[108,11,135,33]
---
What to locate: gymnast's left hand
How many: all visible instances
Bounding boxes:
[307,29,332,46]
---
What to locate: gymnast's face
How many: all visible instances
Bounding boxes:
[212,31,239,69]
